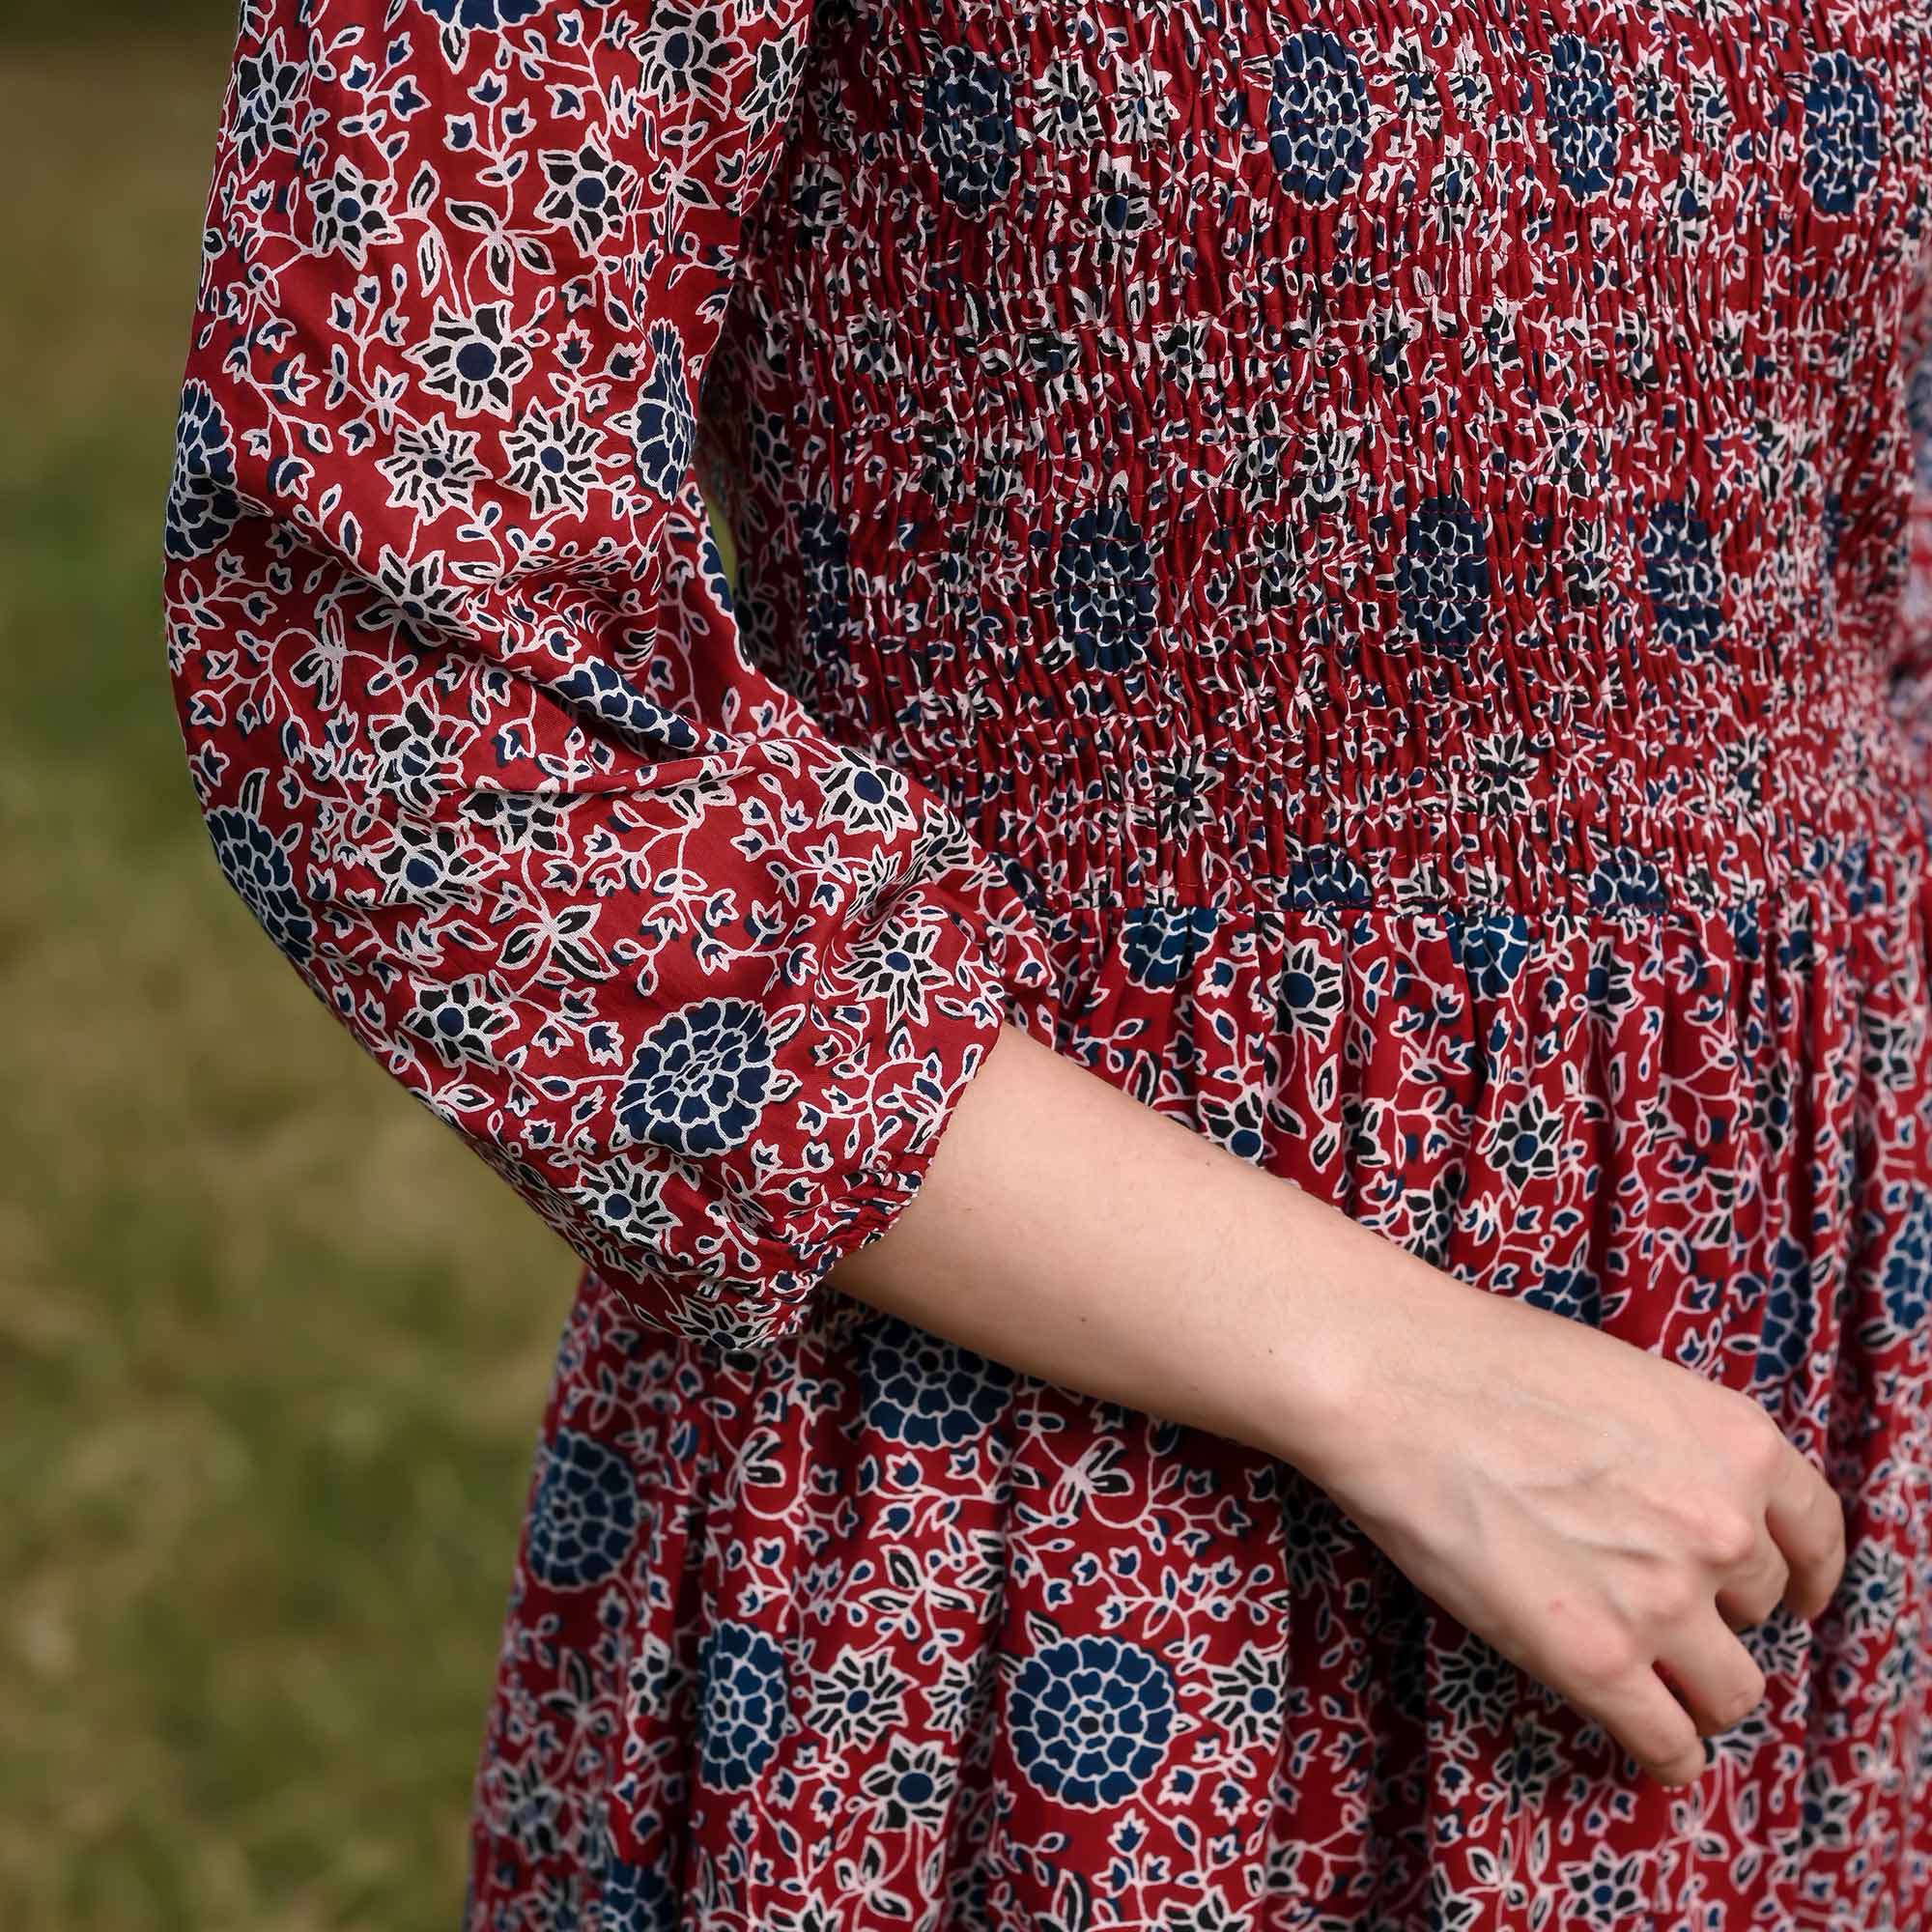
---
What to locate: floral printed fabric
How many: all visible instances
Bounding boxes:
[165,0,1932,1926]
[162,0,1060,1355]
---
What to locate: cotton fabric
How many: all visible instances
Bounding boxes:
[164,0,1932,1923]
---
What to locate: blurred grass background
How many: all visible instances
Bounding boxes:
[0,14,624,1927]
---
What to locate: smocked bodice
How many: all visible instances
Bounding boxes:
[704,0,1932,923]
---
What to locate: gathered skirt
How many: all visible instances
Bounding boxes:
[463,808,1932,1932]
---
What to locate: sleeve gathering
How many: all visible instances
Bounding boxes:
[161,0,1055,1352]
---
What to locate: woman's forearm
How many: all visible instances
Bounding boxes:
[837,1021,1849,1796]
[830,1019,1396,1485]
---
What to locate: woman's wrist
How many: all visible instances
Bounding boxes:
[1210,1165,1398,1487]
[836,1019,1421,1487]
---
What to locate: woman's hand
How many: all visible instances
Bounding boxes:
[1297,1264,1848,1789]
[834,1020,1847,1794]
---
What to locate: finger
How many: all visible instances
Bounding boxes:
[1654,1609,1767,1738]
[1763,1445,1847,1622]
[1579,1661,1709,1788]
[1715,1529,1791,1633]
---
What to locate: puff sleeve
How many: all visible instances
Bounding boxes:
[160,0,1053,1351]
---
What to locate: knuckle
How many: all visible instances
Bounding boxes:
[1699,1508,1760,1571]
[1638,1570,1701,1630]
[1569,1628,1642,1693]
[1751,1413,1791,1477]
[1633,1712,1700,1777]
[1815,1485,1849,1557]
[1713,1669,1767,1730]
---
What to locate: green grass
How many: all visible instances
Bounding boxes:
[0,31,590,1929]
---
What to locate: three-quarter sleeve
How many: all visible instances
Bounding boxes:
[161,0,1054,1351]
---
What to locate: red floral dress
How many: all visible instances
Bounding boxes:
[165,0,1932,1923]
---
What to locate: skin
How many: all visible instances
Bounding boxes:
[831,1020,1850,1792]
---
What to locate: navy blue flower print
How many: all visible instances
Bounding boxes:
[1121,902,1218,988]
[633,320,695,498]
[1876,1185,1932,1340]
[1751,1234,1818,1395]
[205,805,315,965]
[1587,846,1669,914]
[165,380,242,562]
[1641,498,1724,663]
[1522,1264,1602,1327]
[1804,51,1883,214]
[596,1856,678,1932]
[1052,499,1157,676]
[614,998,776,1156]
[1287,843,1374,909]
[526,1429,639,1590]
[554,657,703,752]
[859,1314,1012,1447]
[697,1621,788,1791]
[1266,29,1371,203]
[1545,36,1621,198]
[165,0,1932,1916]
[922,44,1018,217]
[1447,909,1530,1001]
[797,498,852,660]
[1396,495,1491,655]
[1009,1634,1178,1808]
[417,0,546,32]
